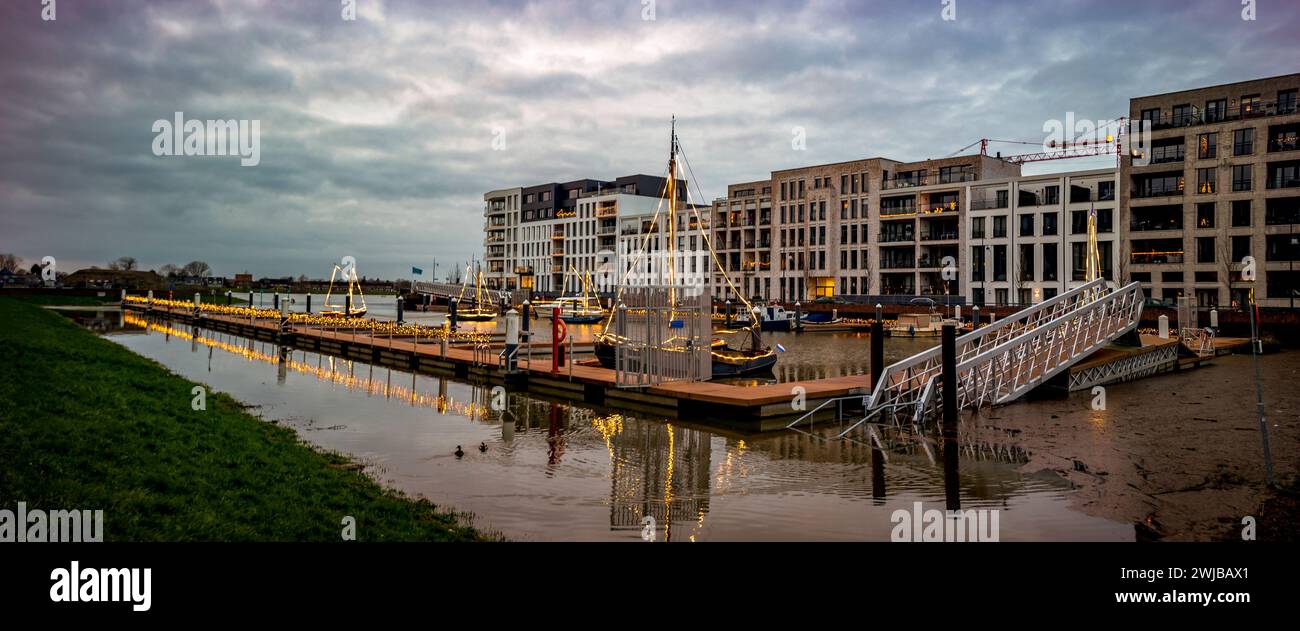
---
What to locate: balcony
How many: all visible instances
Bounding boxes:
[596,204,618,218]
[880,257,916,269]
[1140,99,1298,130]
[881,170,976,190]
[970,198,1007,211]
[921,201,960,214]
[1130,251,1185,265]
[551,247,564,256]
[879,205,917,218]
[551,228,565,239]
[878,232,916,243]
[920,230,959,241]
[1268,126,1300,152]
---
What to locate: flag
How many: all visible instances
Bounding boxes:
[776,343,787,353]
[412,266,423,275]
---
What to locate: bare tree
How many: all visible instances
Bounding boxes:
[159,263,180,278]
[108,256,138,271]
[182,261,212,277]
[0,253,21,273]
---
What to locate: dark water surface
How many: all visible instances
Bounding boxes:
[91,310,1132,541]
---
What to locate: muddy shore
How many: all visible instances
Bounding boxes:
[971,350,1299,541]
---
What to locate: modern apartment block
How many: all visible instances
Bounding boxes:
[1122,73,1300,308]
[710,155,1020,302]
[965,168,1120,306]
[483,175,680,293]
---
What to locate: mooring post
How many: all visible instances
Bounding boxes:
[942,321,960,511]
[794,301,803,332]
[194,292,201,318]
[870,318,884,390]
[147,290,153,312]
[345,293,352,316]
[1248,298,1275,486]
[724,299,732,328]
[521,299,531,333]
[306,292,312,314]
[1158,314,1169,339]
[440,321,449,357]
[972,305,980,328]
[1210,308,1218,330]
[397,295,404,324]
[225,290,231,306]
[875,302,883,323]
[504,308,520,372]
[273,293,279,310]
[448,297,458,330]
[120,289,126,304]
[248,291,254,307]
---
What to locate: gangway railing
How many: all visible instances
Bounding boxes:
[835,279,1142,434]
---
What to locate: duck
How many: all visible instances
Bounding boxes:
[478,442,487,453]
[454,445,465,458]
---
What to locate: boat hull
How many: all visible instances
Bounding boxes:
[559,314,605,324]
[594,339,776,378]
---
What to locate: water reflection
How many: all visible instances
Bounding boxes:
[99,312,1131,541]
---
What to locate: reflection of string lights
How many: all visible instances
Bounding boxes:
[124,313,490,418]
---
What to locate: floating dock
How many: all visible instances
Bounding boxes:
[122,303,1242,431]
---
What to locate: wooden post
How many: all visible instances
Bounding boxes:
[870,320,884,390]
[942,322,960,511]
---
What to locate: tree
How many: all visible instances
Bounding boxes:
[159,264,181,278]
[109,256,137,271]
[182,261,212,278]
[0,253,21,273]
[29,263,42,276]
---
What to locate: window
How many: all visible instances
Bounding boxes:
[1098,181,1115,201]
[1141,108,1160,124]
[1280,89,1298,115]
[1071,210,1088,235]
[1043,213,1058,236]
[1043,185,1060,205]
[841,174,848,191]
[996,190,1009,208]
[1173,104,1194,126]
[1071,242,1087,281]
[971,217,985,239]
[1163,272,1184,283]
[1043,242,1058,281]
[1232,164,1252,192]
[1097,208,1113,233]
[1206,99,1227,122]
[971,246,985,282]
[993,245,1007,281]
[1019,214,1034,237]
[1234,128,1254,155]
[1197,237,1216,263]
[780,182,787,201]
[1198,132,1217,159]
[992,215,1007,238]
[1197,167,1216,194]
[1195,271,1218,283]
[1232,200,1252,227]
[1240,94,1262,116]
[1019,244,1035,282]
[1197,203,1215,229]
[1232,236,1251,262]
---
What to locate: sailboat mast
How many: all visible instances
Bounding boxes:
[666,116,678,306]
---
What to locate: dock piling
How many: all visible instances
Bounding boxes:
[942,322,960,511]
[870,320,884,390]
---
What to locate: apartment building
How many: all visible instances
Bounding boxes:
[1122,73,1300,308]
[483,175,679,294]
[711,155,1019,303]
[964,168,1120,306]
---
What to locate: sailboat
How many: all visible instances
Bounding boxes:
[550,267,608,324]
[321,262,368,317]
[453,264,497,322]
[593,119,777,378]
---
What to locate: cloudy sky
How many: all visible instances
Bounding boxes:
[2,0,1297,280]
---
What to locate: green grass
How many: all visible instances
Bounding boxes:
[4,293,116,306]
[0,298,487,541]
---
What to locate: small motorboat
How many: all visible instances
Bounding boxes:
[889,311,944,337]
[800,310,843,325]
[732,303,795,332]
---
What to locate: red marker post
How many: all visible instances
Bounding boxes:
[551,307,567,373]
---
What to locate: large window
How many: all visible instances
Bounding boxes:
[1019,214,1035,237]
[993,245,1007,281]
[1234,128,1254,155]
[1197,202,1215,229]
[1043,212,1058,236]
[1233,200,1252,227]
[992,215,1007,238]
[1043,242,1058,281]
[1198,132,1217,159]
[1232,164,1253,192]
[1197,236,1216,263]
[1019,244,1035,282]
[971,216,985,239]
[1197,167,1216,194]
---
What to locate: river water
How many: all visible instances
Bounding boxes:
[85,309,1135,541]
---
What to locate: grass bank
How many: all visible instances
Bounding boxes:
[0,297,486,541]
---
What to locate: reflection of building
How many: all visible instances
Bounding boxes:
[608,421,712,540]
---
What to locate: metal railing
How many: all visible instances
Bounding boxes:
[838,278,1142,433]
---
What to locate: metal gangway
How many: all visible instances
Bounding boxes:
[796,278,1145,435]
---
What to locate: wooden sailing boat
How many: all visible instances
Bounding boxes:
[453,264,497,322]
[551,266,607,324]
[594,119,777,378]
[321,261,368,317]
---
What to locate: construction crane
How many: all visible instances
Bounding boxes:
[948,117,1128,165]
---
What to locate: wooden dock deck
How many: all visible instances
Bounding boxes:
[122,304,1247,430]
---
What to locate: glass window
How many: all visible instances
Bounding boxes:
[1197,202,1215,229]
[1198,132,1217,159]
[1019,214,1034,237]
[1232,164,1252,192]
[1197,237,1216,263]
[971,216,985,239]
[992,215,1007,238]
[1234,128,1254,155]
[1232,200,1252,227]
[1197,167,1216,194]
[1043,212,1058,236]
